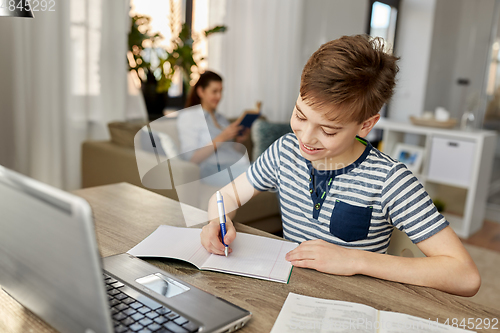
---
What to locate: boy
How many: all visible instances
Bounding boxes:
[200,35,480,297]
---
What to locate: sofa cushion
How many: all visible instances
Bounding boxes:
[139,117,181,159]
[108,121,147,148]
[148,117,181,148]
[139,128,179,159]
[251,119,292,160]
[108,118,181,159]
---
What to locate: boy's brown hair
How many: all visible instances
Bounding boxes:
[300,35,399,124]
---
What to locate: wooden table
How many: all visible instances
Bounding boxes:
[1,183,499,333]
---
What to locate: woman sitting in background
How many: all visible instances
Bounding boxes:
[177,71,251,186]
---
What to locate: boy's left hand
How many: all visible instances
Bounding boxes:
[285,239,361,276]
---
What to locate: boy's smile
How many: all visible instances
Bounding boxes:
[299,141,324,154]
[290,95,378,170]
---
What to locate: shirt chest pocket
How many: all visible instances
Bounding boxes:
[329,200,372,242]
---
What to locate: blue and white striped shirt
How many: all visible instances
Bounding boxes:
[246,133,449,253]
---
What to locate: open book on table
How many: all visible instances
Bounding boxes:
[271,293,476,333]
[127,225,298,284]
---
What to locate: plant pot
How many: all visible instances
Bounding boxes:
[141,74,168,121]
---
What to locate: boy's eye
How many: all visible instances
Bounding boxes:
[295,113,306,121]
[322,130,337,137]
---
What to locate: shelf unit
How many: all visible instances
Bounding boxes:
[374,118,497,238]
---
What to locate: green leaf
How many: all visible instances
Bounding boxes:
[204,25,227,37]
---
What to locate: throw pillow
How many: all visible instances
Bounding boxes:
[251,119,292,161]
[108,121,147,148]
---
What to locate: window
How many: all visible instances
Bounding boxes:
[365,0,400,138]
[366,0,400,54]
[129,0,210,107]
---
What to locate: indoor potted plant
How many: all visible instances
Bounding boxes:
[127,13,226,119]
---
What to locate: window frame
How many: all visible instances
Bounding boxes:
[365,0,401,53]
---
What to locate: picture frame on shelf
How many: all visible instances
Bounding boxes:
[392,143,425,173]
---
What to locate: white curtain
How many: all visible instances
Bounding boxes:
[208,0,304,122]
[5,0,146,190]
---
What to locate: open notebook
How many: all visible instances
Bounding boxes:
[271,293,476,333]
[128,226,299,283]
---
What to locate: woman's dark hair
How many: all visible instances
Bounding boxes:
[185,71,223,108]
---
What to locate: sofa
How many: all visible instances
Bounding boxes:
[81,116,292,234]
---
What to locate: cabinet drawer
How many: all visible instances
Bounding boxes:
[427,136,475,187]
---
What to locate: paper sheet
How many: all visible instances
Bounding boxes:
[271,293,378,333]
[127,226,210,268]
[271,293,476,333]
[202,231,298,282]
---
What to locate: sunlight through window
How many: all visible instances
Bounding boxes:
[129,0,210,96]
[370,1,397,54]
[70,0,102,96]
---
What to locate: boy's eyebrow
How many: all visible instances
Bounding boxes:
[295,102,343,130]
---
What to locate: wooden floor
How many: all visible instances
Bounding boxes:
[461,220,500,253]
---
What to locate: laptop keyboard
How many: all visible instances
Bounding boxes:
[104,273,200,333]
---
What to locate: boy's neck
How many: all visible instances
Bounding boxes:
[311,138,367,171]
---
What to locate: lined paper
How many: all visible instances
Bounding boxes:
[127,225,298,283]
[203,231,298,282]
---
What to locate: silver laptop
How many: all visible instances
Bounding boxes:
[0,166,252,333]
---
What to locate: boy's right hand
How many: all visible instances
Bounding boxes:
[200,216,236,255]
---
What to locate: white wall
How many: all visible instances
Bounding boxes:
[388,0,436,122]
[424,0,496,121]
[0,20,15,169]
[424,0,462,114]
[300,0,368,68]
[209,0,305,122]
[447,0,495,120]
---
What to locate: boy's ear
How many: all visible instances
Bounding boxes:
[358,114,381,137]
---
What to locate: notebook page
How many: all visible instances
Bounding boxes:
[127,225,210,269]
[202,232,298,283]
[270,293,378,333]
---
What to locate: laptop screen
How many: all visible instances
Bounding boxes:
[0,166,114,333]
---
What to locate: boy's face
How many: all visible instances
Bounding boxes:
[290,95,376,168]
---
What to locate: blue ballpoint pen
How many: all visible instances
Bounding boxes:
[216,191,228,256]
